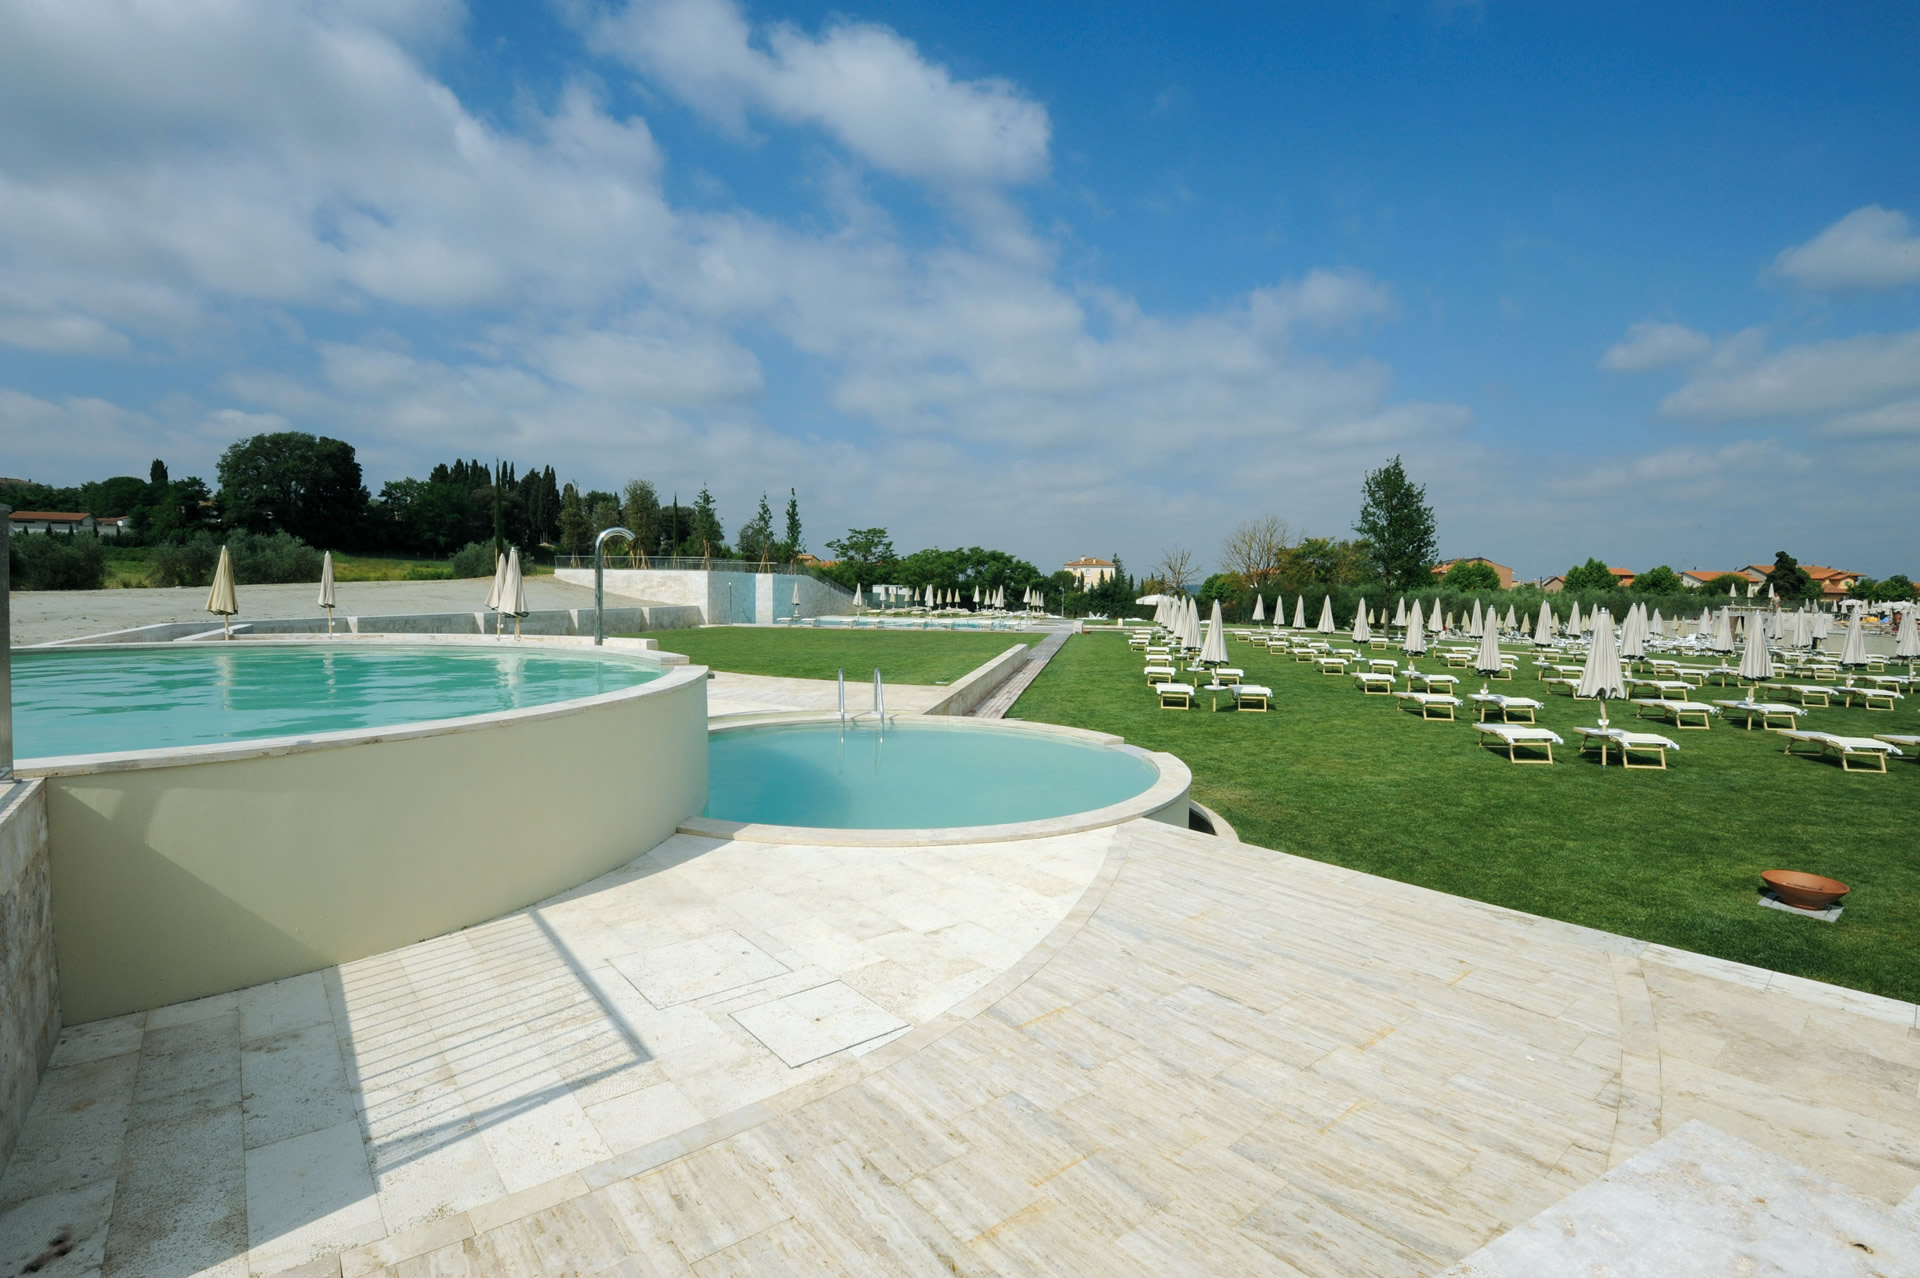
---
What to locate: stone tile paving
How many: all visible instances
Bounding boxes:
[326,820,1920,1276]
[7,816,1920,1275]
[0,830,1108,1276]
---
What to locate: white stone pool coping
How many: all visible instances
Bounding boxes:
[679,711,1194,847]
[12,634,699,777]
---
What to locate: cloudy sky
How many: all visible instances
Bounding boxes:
[2,1,1916,578]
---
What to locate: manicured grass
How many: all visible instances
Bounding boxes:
[1011,630,1920,1002]
[95,547,549,588]
[630,626,1033,686]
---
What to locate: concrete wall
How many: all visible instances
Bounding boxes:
[28,663,709,1023]
[923,644,1031,717]
[0,780,58,1175]
[558,567,852,625]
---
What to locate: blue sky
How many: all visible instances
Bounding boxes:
[2,0,1916,579]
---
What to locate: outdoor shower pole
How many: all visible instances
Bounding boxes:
[593,526,635,646]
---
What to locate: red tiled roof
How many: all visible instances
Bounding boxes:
[8,510,91,521]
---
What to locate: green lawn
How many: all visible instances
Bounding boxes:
[1011,630,1920,1002]
[629,626,1033,686]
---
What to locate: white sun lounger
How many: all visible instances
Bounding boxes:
[1144,665,1177,686]
[1781,684,1833,707]
[1473,723,1563,764]
[1540,676,1578,698]
[1317,657,1351,675]
[1469,693,1541,724]
[1575,727,1681,769]
[1712,700,1804,731]
[1835,685,1903,711]
[1216,667,1245,685]
[1874,734,1920,755]
[1368,658,1399,673]
[1158,683,1195,710]
[1231,684,1272,712]
[1396,691,1461,721]
[1778,730,1902,773]
[1631,698,1717,729]
[1353,671,1397,695]
[1625,678,1693,701]
[1404,671,1459,692]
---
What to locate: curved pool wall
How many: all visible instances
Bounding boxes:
[682,714,1191,847]
[18,638,709,1023]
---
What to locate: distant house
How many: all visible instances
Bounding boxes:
[95,515,131,539]
[1744,563,1862,600]
[1608,566,1637,588]
[1064,555,1115,587]
[1431,557,1515,589]
[1541,575,1566,593]
[792,552,835,569]
[1681,569,1760,589]
[8,510,95,535]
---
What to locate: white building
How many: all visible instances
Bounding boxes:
[1063,555,1115,587]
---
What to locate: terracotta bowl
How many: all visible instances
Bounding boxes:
[1762,870,1850,911]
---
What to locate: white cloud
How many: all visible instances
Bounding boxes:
[1661,328,1920,422]
[1773,205,1920,290]
[1824,396,1920,437]
[1600,320,1712,372]
[590,0,1050,187]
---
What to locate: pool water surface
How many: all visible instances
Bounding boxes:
[703,720,1160,829]
[15,644,661,759]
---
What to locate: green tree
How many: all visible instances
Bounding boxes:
[557,483,590,555]
[1197,572,1247,616]
[216,432,368,547]
[823,527,897,586]
[9,530,106,589]
[1442,560,1502,591]
[1763,550,1818,603]
[621,479,662,558]
[1698,572,1753,596]
[737,492,777,563]
[781,489,804,560]
[1880,573,1915,601]
[688,485,726,558]
[1632,564,1684,595]
[1563,558,1619,593]
[1354,456,1438,590]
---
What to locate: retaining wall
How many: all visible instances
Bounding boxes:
[558,567,852,626]
[0,780,57,1176]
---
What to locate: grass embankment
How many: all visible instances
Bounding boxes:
[631,627,1032,687]
[1011,629,1920,1002]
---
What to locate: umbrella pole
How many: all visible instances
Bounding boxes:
[223,613,230,640]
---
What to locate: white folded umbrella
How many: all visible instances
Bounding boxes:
[1317,595,1336,633]
[1353,598,1371,643]
[318,550,337,635]
[1895,607,1919,664]
[502,547,528,636]
[1533,600,1553,646]
[1252,594,1266,623]
[1503,605,1516,632]
[1838,614,1868,668]
[1428,597,1443,635]
[1199,599,1229,670]
[1738,612,1775,682]
[1394,597,1407,627]
[1711,609,1735,654]
[1293,595,1307,629]
[1575,607,1626,708]
[1566,600,1582,635]
[1403,600,1428,655]
[1468,599,1483,637]
[206,544,238,639]
[1474,611,1503,676]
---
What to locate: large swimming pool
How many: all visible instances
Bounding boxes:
[14,644,663,759]
[703,719,1162,829]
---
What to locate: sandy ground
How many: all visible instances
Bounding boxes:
[6,577,662,645]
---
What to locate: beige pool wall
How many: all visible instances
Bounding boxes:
[22,645,709,1023]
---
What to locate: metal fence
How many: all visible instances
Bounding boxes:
[552,554,824,576]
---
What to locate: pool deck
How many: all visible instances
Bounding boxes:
[5,817,1918,1275]
[707,672,951,719]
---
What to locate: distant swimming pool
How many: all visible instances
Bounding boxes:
[14,644,662,759]
[702,719,1161,829]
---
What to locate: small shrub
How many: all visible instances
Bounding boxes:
[146,530,321,587]
[9,531,107,590]
[405,564,454,581]
[449,542,497,579]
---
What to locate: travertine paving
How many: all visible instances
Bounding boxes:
[705,672,950,718]
[6,818,1920,1276]
[0,831,1111,1276]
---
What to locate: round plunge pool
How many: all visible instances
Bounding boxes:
[696,717,1189,840]
[12,642,664,761]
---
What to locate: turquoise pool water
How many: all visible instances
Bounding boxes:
[703,721,1159,829]
[14,645,662,759]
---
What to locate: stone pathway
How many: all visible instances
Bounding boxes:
[970,628,1074,719]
